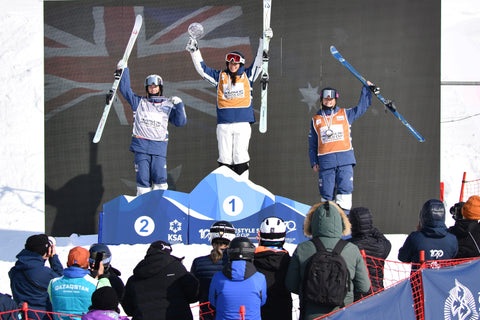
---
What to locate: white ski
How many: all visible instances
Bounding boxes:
[92,14,143,143]
[259,0,271,133]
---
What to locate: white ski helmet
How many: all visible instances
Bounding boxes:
[259,216,287,244]
[209,220,236,244]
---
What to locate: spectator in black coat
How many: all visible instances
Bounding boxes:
[190,221,236,320]
[121,240,199,320]
[8,234,63,320]
[347,207,392,300]
[448,195,480,258]
[254,217,292,320]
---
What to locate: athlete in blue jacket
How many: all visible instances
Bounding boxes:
[209,237,267,320]
[308,85,373,213]
[117,66,187,196]
[186,30,272,178]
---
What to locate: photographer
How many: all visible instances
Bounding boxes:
[448,196,480,258]
[89,243,125,302]
[8,234,63,320]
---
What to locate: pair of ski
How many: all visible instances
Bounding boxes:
[330,46,425,142]
[92,15,142,144]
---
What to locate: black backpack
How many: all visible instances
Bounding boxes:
[302,237,350,307]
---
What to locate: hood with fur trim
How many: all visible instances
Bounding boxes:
[304,201,351,238]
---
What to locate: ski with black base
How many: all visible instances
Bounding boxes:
[330,45,425,142]
[93,14,143,143]
[259,0,271,134]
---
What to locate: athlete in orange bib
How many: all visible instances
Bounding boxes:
[308,84,375,214]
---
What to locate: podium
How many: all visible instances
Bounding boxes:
[99,167,312,245]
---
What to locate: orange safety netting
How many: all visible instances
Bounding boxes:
[460,172,480,202]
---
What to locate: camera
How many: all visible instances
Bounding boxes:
[450,202,465,221]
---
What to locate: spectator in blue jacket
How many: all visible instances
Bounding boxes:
[209,237,267,320]
[0,293,21,320]
[9,234,63,320]
[48,247,111,319]
[191,221,236,320]
[398,199,458,269]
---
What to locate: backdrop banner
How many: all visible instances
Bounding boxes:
[100,166,311,245]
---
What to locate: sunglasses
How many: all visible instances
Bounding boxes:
[225,53,245,64]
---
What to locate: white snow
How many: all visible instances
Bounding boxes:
[0,1,479,316]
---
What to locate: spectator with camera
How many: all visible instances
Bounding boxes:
[89,243,125,301]
[8,234,63,320]
[448,195,480,258]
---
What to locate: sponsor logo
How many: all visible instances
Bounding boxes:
[444,279,478,320]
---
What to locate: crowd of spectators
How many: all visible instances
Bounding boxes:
[2,196,478,320]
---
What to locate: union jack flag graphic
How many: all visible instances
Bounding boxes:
[45,5,255,125]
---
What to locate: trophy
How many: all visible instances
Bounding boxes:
[188,22,204,40]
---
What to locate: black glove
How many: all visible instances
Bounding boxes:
[369,84,380,95]
[114,68,122,79]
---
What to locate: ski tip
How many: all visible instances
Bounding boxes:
[330,45,337,52]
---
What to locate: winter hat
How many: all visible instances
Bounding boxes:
[90,286,120,313]
[146,240,172,257]
[25,234,50,256]
[67,246,90,268]
[349,207,373,237]
[462,195,480,220]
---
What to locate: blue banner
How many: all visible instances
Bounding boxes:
[100,167,311,245]
[324,278,415,320]
[422,259,480,320]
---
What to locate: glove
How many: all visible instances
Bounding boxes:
[186,37,198,53]
[113,68,122,79]
[369,83,380,95]
[264,28,273,39]
[170,96,182,105]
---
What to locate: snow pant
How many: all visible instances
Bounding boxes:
[318,164,353,212]
[134,152,168,193]
[216,122,251,177]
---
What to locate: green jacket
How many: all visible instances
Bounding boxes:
[285,202,371,320]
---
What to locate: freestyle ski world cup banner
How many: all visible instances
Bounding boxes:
[45,1,440,237]
[99,166,311,245]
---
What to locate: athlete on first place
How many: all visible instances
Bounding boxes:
[185,28,272,179]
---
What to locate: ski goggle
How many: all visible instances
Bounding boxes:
[321,88,339,99]
[145,75,163,86]
[225,53,245,64]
